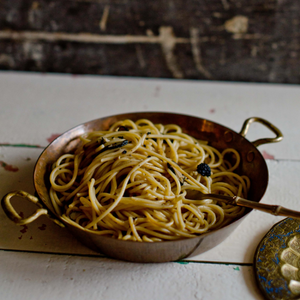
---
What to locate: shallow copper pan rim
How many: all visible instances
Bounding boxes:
[1,112,283,262]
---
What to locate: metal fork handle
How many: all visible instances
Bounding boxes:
[206,193,300,220]
[235,197,300,219]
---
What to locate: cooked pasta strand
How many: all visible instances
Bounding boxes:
[50,119,249,242]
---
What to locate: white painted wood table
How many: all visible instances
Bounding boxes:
[0,72,299,300]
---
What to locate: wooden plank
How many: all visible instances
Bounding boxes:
[0,72,299,160]
[0,0,299,83]
[0,250,264,300]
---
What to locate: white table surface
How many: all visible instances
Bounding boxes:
[1,71,299,299]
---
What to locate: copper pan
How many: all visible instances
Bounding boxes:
[1,113,283,262]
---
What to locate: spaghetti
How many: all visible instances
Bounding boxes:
[49,119,250,242]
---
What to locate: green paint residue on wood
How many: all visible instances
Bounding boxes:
[0,143,42,148]
[176,261,189,265]
[234,267,240,271]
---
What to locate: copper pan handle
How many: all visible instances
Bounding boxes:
[239,117,283,147]
[1,190,64,227]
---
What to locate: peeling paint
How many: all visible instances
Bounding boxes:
[176,261,189,265]
[31,2,39,10]
[0,54,15,68]
[135,44,146,68]
[38,224,47,231]
[0,29,189,45]
[23,41,44,68]
[0,160,19,172]
[20,225,28,234]
[159,26,184,79]
[99,5,110,31]
[251,46,258,57]
[221,0,230,10]
[0,143,41,148]
[28,2,43,28]
[154,85,161,97]
[0,27,190,79]
[190,28,212,79]
[47,133,61,143]
[146,29,154,36]
[232,33,264,40]
[225,16,249,34]
[262,151,275,160]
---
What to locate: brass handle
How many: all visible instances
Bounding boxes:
[239,117,283,147]
[1,190,64,227]
[203,193,300,220]
[235,197,300,219]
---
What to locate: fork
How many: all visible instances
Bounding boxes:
[188,191,300,219]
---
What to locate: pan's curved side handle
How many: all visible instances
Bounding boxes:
[1,190,64,227]
[239,117,283,147]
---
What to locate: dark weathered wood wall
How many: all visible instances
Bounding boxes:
[0,0,299,83]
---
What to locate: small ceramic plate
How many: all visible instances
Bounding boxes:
[254,218,300,300]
